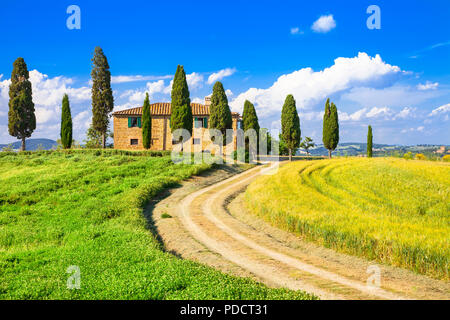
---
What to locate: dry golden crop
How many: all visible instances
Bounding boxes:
[245,158,450,279]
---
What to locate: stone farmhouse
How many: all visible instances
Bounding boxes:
[112,97,242,151]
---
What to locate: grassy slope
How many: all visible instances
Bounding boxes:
[245,158,449,280]
[0,151,314,300]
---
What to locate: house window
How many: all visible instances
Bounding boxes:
[194,117,208,128]
[130,139,139,145]
[128,117,141,128]
[193,138,201,145]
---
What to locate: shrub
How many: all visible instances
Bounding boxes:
[415,153,427,160]
[403,152,413,160]
[443,155,450,162]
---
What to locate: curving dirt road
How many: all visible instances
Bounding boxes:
[149,164,450,300]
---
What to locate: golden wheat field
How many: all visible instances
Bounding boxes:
[245,158,450,280]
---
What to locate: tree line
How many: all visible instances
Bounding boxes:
[6,47,373,157]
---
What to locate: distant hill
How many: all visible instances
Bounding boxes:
[299,142,449,156]
[0,139,57,151]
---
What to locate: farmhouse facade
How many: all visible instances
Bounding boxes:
[112,97,242,151]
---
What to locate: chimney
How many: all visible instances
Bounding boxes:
[204,96,211,106]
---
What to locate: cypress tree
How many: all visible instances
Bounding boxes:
[91,47,114,148]
[142,92,152,149]
[170,65,193,140]
[322,98,339,158]
[8,57,36,151]
[60,94,73,149]
[242,100,260,157]
[209,81,232,144]
[281,94,301,161]
[242,100,260,134]
[367,125,373,158]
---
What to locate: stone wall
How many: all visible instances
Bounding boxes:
[113,115,240,151]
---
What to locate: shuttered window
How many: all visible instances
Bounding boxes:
[128,117,141,128]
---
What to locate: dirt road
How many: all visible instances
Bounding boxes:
[148,164,450,300]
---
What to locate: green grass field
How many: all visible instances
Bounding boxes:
[0,150,315,300]
[245,158,449,280]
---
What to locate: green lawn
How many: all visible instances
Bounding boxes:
[0,150,314,300]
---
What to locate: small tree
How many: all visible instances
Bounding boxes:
[322,98,339,158]
[170,65,193,140]
[367,125,373,158]
[300,137,316,155]
[281,94,301,161]
[142,93,152,149]
[91,47,114,148]
[8,57,36,151]
[60,94,73,149]
[84,125,103,149]
[209,82,233,145]
[242,100,260,156]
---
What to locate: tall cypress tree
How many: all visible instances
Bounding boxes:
[322,98,339,158]
[367,125,373,158]
[60,94,73,149]
[281,94,301,161]
[242,100,260,134]
[209,81,232,145]
[142,92,152,149]
[8,57,36,151]
[242,100,260,156]
[91,47,114,148]
[170,65,193,140]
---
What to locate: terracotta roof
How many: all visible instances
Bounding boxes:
[112,102,240,117]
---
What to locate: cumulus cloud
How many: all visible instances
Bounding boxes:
[341,85,440,108]
[186,72,204,90]
[230,52,402,117]
[429,103,450,116]
[0,70,90,126]
[311,14,336,33]
[290,27,303,35]
[111,74,171,84]
[207,68,236,84]
[401,126,425,133]
[0,70,93,143]
[417,81,439,90]
[73,110,91,132]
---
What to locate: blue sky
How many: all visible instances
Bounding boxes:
[0,0,449,145]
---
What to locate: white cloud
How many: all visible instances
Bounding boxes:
[230,52,401,118]
[191,97,203,104]
[366,106,392,118]
[341,85,439,108]
[207,68,236,84]
[394,107,414,119]
[73,110,91,132]
[290,27,303,35]
[225,89,233,97]
[111,74,171,84]
[340,106,415,122]
[401,126,425,133]
[311,14,336,33]
[429,103,450,116]
[186,72,204,90]
[417,81,439,90]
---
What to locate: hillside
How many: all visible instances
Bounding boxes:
[0,150,313,300]
[245,158,450,280]
[0,139,57,151]
[301,142,449,157]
